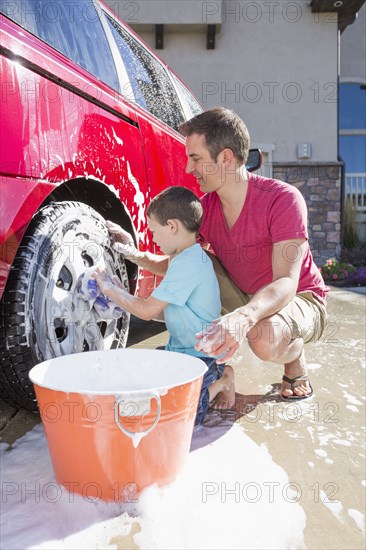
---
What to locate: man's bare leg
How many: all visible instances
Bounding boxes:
[282,349,312,397]
[208,366,235,410]
[247,316,312,398]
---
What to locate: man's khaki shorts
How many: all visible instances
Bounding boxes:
[209,253,327,344]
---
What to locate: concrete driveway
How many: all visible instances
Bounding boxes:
[0,286,365,549]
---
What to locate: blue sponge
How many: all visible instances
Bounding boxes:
[79,268,124,320]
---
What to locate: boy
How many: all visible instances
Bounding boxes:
[93,186,235,424]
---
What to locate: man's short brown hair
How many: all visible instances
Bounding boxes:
[179,107,250,164]
[147,186,202,233]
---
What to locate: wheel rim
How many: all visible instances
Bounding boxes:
[41,225,125,357]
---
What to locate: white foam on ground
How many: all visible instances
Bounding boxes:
[306,427,315,443]
[320,490,344,524]
[0,422,306,550]
[343,392,363,406]
[307,363,321,370]
[348,509,365,532]
[333,439,352,447]
[318,433,335,446]
[314,449,327,458]
[346,405,359,413]
[136,423,306,549]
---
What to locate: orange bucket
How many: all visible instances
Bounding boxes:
[29,349,207,502]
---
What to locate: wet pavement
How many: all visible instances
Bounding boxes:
[0,286,365,549]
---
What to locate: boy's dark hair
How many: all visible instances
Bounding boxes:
[179,107,250,164]
[147,186,202,233]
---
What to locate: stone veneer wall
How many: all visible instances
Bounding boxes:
[272,163,343,266]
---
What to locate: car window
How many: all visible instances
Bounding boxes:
[171,74,203,119]
[0,0,120,92]
[105,15,185,131]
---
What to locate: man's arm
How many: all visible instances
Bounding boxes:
[195,239,307,360]
[93,268,168,321]
[236,238,306,325]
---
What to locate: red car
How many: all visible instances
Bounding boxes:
[0,0,260,410]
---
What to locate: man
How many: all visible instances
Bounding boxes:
[110,107,328,404]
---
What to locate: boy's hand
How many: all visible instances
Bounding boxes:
[92,266,114,295]
[111,275,125,289]
[106,220,135,247]
[106,220,133,244]
[106,220,139,261]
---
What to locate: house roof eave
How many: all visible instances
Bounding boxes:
[310,0,365,32]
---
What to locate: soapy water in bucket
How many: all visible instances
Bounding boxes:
[30,349,207,394]
[29,349,207,501]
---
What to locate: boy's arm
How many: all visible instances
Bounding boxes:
[107,220,169,276]
[152,311,166,322]
[93,268,168,321]
[116,244,169,277]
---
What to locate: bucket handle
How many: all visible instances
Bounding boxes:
[114,391,161,447]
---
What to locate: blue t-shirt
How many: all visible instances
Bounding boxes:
[152,243,221,358]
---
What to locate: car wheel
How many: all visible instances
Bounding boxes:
[0,201,130,411]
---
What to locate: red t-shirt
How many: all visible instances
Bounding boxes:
[199,173,328,304]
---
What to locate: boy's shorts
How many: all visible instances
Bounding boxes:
[195,356,225,425]
[209,253,327,343]
[156,346,224,426]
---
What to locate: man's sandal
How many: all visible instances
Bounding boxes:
[281,375,314,400]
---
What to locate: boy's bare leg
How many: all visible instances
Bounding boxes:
[208,365,235,410]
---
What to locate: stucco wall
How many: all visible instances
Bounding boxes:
[115,0,339,163]
[340,3,366,82]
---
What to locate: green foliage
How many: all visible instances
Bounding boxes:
[341,243,366,267]
[343,198,360,250]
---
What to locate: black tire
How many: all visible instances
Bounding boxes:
[0,201,130,411]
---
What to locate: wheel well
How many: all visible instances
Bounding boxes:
[43,178,138,287]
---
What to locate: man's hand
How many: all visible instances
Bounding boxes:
[195,309,256,363]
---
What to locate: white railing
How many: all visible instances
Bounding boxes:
[346,173,366,210]
[345,173,366,241]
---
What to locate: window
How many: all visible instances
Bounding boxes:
[339,83,366,173]
[339,82,366,211]
[171,73,203,119]
[339,135,366,173]
[106,15,185,131]
[1,0,119,91]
